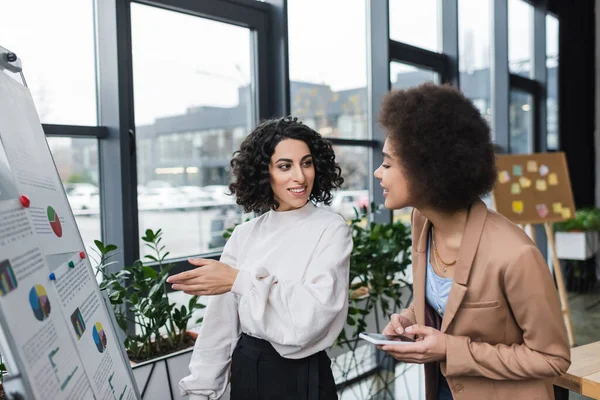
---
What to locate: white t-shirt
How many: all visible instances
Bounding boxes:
[179,202,352,400]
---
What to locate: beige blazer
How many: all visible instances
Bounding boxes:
[400,199,571,400]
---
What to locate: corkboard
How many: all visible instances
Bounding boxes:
[492,152,575,225]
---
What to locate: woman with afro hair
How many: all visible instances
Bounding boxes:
[169,116,352,400]
[375,83,570,399]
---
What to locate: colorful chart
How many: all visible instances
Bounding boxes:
[46,206,63,237]
[0,259,18,296]
[70,308,86,339]
[92,322,107,353]
[29,284,51,321]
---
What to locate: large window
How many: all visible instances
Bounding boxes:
[131,3,256,259]
[47,137,101,254]
[509,90,533,154]
[0,0,97,125]
[288,0,368,140]
[389,0,440,52]
[459,0,491,127]
[508,0,533,78]
[546,14,559,150]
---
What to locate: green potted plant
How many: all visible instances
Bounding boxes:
[331,206,413,398]
[93,228,205,400]
[554,208,600,260]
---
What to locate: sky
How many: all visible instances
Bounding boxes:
[0,0,558,127]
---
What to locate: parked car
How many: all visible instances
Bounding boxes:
[65,183,100,213]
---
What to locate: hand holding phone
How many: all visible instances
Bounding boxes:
[359,332,415,346]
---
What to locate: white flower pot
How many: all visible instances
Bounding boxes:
[555,231,599,260]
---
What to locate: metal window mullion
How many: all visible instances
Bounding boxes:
[532,1,547,152]
[367,0,390,224]
[441,0,459,86]
[491,0,509,152]
[42,124,109,138]
[96,0,139,271]
[389,41,449,76]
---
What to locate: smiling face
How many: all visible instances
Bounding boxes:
[269,139,315,211]
[373,138,413,210]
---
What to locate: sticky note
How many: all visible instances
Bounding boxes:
[548,173,558,185]
[512,165,523,176]
[536,204,549,218]
[498,170,510,184]
[539,164,549,176]
[512,200,524,214]
[527,161,538,172]
[535,179,547,191]
[561,208,572,219]
[511,183,521,195]
[552,202,563,213]
[519,177,532,189]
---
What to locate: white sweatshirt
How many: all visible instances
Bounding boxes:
[179,202,352,400]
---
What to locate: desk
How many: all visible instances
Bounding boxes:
[554,341,600,399]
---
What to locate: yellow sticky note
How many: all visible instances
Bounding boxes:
[527,160,538,172]
[519,177,532,189]
[498,170,510,184]
[552,202,563,213]
[511,183,521,195]
[548,173,558,186]
[535,179,547,191]
[512,200,524,214]
[561,208,572,219]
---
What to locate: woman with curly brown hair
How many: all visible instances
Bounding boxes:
[168,116,352,400]
[375,83,570,399]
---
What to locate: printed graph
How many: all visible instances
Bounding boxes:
[92,322,107,353]
[46,206,63,237]
[0,259,17,296]
[49,347,79,391]
[109,372,128,400]
[70,307,86,339]
[29,284,51,321]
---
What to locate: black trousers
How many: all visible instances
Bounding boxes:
[230,333,338,400]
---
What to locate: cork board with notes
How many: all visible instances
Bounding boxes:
[492,152,575,225]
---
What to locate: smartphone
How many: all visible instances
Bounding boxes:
[359,332,415,346]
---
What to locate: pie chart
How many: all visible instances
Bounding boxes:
[92,322,107,353]
[29,284,51,321]
[46,206,63,237]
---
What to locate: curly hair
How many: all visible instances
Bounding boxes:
[229,116,344,213]
[379,83,496,212]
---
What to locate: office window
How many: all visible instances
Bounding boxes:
[330,146,369,221]
[391,62,439,89]
[508,0,533,78]
[459,0,491,128]
[547,14,559,150]
[131,3,256,259]
[288,0,368,139]
[0,1,97,125]
[389,0,440,52]
[509,90,533,154]
[47,137,101,254]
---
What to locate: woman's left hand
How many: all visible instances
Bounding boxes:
[167,258,239,296]
[380,325,447,364]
